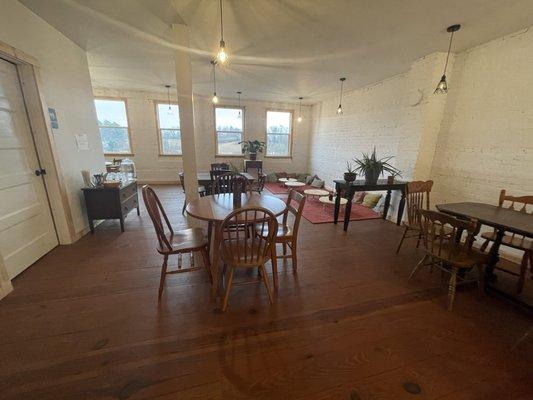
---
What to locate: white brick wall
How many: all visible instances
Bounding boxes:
[92,88,312,181]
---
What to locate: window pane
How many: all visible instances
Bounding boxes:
[267,111,291,134]
[99,126,130,153]
[215,108,242,132]
[94,99,128,127]
[266,134,290,156]
[217,131,242,155]
[161,129,182,155]
[157,103,180,129]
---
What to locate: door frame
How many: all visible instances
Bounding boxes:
[0,42,75,246]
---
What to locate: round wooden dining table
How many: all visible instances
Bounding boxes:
[186,192,287,296]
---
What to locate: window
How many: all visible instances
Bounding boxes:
[215,107,244,155]
[155,101,181,155]
[266,110,292,157]
[94,98,132,154]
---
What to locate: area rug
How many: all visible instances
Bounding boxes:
[264,182,291,195]
[301,198,381,224]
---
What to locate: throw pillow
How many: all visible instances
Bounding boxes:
[276,172,288,179]
[311,177,325,188]
[305,174,316,184]
[297,174,307,183]
[266,172,278,183]
[354,192,366,204]
[362,193,382,208]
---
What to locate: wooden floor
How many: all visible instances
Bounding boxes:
[0,185,532,399]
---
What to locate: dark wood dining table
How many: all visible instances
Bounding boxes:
[179,171,255,188]
[186,193,286,297]
[437,202,533,306]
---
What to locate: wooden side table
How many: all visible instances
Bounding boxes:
[82,180,140,233]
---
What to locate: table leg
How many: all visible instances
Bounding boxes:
[397,191,406,226]
[343,192,354,231]
[485,229,504,283]
[334,185,341,224]
[383,189,392,220]
[210,221,222,298]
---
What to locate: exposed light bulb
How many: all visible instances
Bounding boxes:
[217,41,228,64]
[167,106,173,115]
[337,104,343,115]
[297,115,303,123]
[434,75,448,94]
[212,94,219,104]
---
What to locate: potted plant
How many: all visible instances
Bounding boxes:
[353,147,401,185]
[239,140,265,160]
[344,161,357,182]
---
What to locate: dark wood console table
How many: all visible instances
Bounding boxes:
[82,180,139,233]
[333,179,407,231]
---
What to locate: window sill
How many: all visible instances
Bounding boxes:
[215,154,245,158]
[158,154,182,157]
[104,153,135,157]
[265,155,292,159]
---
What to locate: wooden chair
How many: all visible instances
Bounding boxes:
[409,209,488,311]
[256,189,306,287]
[219,207,278,311]
[213,172,250,195]
[479,190,532,294]
[178,173,206,215]
[250,173,266,194]
[396,180,434,253]
[211,163,230,171]
[141,185,211,301]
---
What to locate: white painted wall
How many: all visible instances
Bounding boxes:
[0,0,105,237]
[93,88,313,181]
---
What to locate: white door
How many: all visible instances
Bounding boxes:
[0,58,58,279]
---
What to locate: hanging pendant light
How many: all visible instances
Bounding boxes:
[297,97,303,123]
[165,84,173,115]
[217,0,228,64]
[211,60,219,104]
[337,77,346,115]
[434,24,461,94]
[237,91,242,118]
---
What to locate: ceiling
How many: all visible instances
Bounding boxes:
[20,0,533,103]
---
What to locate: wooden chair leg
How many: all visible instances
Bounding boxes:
[182,200,187,215]
[416,232,421,249]
[517,251,529,294]
[529,250,533,280]
[158,255,169,301]
[282,242,287,256]
[200,246,212,284]
[221,266,234,312]
[271,244,278,288]
[447,267,458,311]
[408,254,427,281]
[291,239,298,273]
[479,239,490,253]
[260,264,274,304]
[476,263,485,296]
[396,226,408,254]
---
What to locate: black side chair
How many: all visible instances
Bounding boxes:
[179,172,206,214]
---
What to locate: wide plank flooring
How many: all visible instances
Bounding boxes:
[0,185,531,399]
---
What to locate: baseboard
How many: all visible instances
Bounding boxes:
[0,280,13,301]
[137,180,179,185]
[72,220,104,242]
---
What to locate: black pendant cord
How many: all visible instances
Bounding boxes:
[219,0,224,42]
[443,31,454,76]
[166,85,171,109]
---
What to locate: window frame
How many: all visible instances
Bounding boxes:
[94,96,134,156]
[213,105,246,158]
[265,109,293,158]
[154,100,182,157]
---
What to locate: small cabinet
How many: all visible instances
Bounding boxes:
[82,180,140,233]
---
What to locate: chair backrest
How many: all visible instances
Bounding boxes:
[213,172,250,195]
[142,185,173,253]
[418,209,478,262]
[282,189,306,237]
[211,163,230,171]
[405,180,433,226]
[220,207,278,266]
[255,173,266,191]
[178,172,186,193]
[495,189,533,241]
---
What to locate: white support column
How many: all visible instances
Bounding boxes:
[171,24,200,215]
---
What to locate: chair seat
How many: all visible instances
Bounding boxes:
[481,231,532,251]
[158,227,207,254]
[428,247,489,268]
[220,238,270,265]
[255,224,292,239]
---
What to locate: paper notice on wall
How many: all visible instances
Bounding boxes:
[75,134,89,151]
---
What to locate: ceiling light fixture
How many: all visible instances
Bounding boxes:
[217,0,228,64]
[237,91,242,118]
[211,60,219,104]
[165,84,172,115]
[297,97,303,123]
[434,24,461,94]
[337,77,346,115]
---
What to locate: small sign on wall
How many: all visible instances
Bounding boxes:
[75,134,89,151]
[48,107,59,129]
